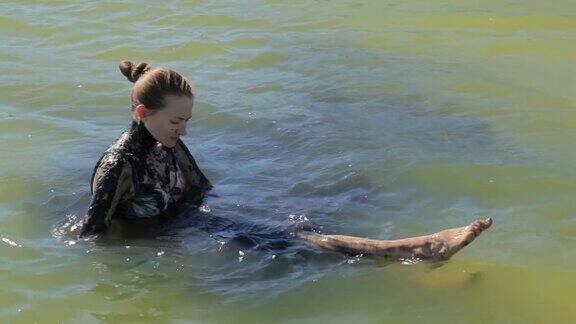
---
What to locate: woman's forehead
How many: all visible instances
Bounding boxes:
[164,94,193,108]
[162,95,193,117]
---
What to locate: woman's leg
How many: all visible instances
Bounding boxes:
[297,218,492,261]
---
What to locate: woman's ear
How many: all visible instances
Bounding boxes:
[134,104,148,123]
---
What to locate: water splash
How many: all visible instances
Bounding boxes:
[52,213,83,240]
[288,213,309,223]
[400,257,422,265]
[199,204,211,213]
[1,237,21,247]
[346,253,364,264]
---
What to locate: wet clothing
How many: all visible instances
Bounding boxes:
[79,121,211,237]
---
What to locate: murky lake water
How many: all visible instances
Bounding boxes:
[1,0,575,322]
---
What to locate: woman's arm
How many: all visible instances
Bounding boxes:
[79,153,132,238]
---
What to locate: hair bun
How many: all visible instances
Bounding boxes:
[119,60,151,83]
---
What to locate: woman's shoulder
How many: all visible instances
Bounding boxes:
[105,129,134,154]
[90,149,132,185]
[94,138,133,171]
[96,126,143,165]
[89,132,135,193]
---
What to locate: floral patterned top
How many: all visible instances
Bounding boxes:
[79,121,211,237]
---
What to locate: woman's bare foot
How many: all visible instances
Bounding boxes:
[420,218,493,260]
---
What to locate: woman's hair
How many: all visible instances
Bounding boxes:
[119,60,193,111]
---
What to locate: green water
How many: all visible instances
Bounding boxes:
[1,0,575,322]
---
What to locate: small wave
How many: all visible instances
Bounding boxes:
[1,237,22,248]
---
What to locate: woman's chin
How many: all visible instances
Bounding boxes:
[160,138,179,148]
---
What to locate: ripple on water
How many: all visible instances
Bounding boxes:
[230,52,284,70]
[152,13,270,28]
[91,41,227,61]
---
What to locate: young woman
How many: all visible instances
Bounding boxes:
[79,61,492,261]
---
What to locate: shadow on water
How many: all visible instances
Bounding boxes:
[51,196,354,301]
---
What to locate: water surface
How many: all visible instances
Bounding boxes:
[1,0,575,322]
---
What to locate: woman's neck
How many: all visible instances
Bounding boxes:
[127,120,158,154]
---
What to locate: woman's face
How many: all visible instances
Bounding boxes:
[139,95,193,148]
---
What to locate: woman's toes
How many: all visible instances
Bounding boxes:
[470,218,492,234]
[479,217,493,229]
